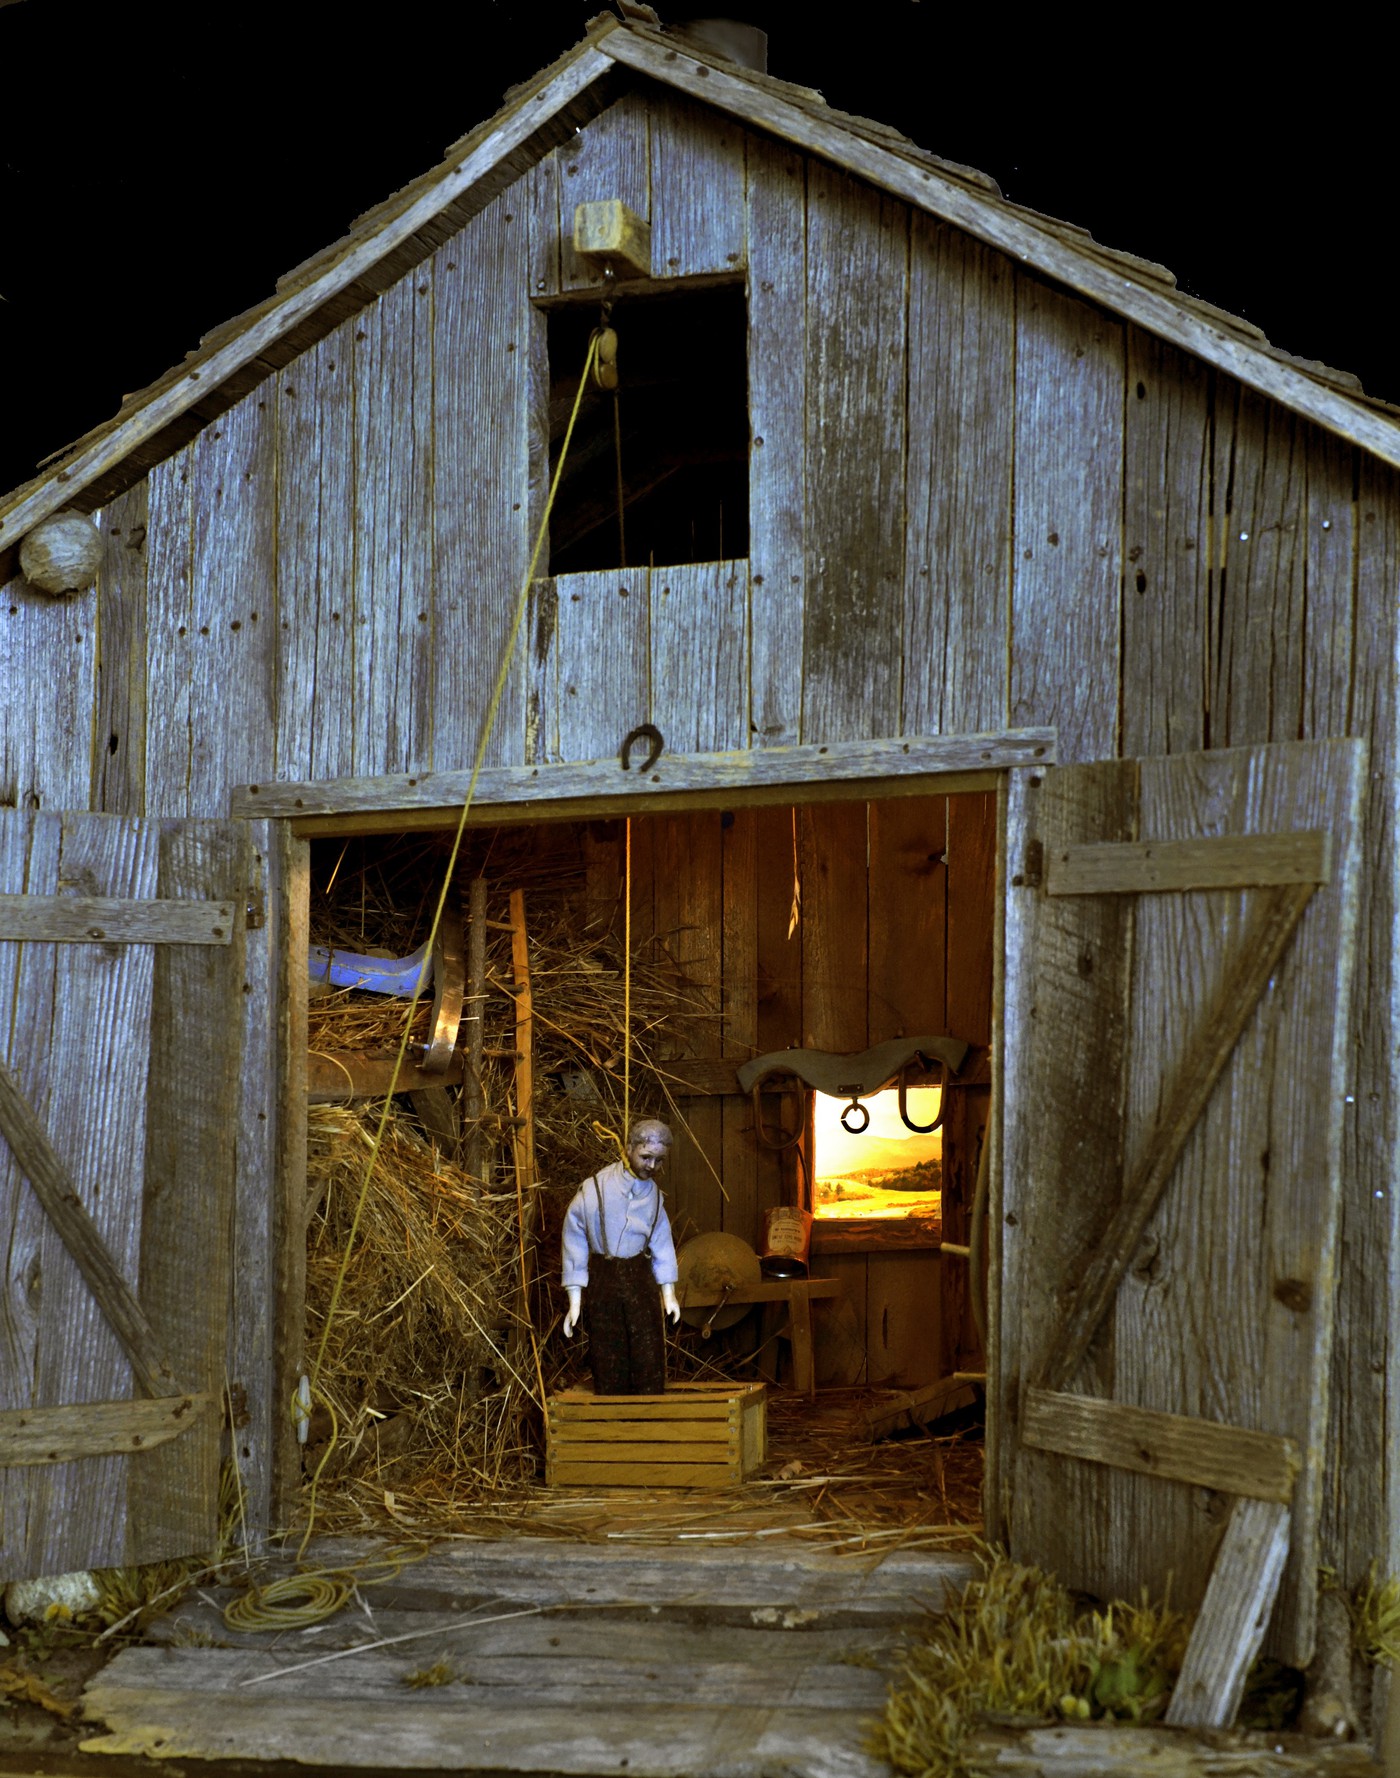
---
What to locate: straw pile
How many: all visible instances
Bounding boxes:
[301,825,716,1528]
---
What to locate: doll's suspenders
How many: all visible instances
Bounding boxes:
[590,1177,661,1259]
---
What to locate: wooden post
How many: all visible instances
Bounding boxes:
[465,876,487,1186]
[510,888,536,1194]
[509,889,541,1392]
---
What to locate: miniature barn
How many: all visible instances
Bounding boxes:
[1,8,1399,1761]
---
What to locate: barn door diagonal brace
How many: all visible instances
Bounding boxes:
[1040,879,1316,1394]
[0,1056,182,1399]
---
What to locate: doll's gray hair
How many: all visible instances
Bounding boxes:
[627,1117,673,1149]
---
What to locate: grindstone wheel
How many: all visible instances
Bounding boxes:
[677,1232,762,1331]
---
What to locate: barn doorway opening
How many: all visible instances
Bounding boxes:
[296,790,992,1539]
[544,283,749,575]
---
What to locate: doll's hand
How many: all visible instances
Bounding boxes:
[563,1286,582,1337]
[661,1282,680,1325]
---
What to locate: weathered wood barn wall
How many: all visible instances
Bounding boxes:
[0,20,1396,1625]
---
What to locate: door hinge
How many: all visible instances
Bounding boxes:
[1012,839,1044,890]
[246,856,267,930]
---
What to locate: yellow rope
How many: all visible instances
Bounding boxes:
[273,333,604,1613]
[308,328,602,1396]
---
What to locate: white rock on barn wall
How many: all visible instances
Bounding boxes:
[18,510,102,596]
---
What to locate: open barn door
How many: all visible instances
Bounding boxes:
[0,810,248,1582]
[996,738,1364,1691]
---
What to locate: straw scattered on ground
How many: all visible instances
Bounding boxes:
[874,1552,1192,1778]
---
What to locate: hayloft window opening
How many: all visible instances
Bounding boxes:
[544,285,749,576]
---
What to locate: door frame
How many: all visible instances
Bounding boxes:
[245,730,1048,1523]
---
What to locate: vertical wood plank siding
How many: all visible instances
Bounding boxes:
[275,325,357,782]
[0,816,161,1574]
[143,449,197,812]
[350,277,434,776]
[0,566,96,816]
[1011,279,1124,764]
[1121,328,1212,757]
[1210,388,1307,745]
[801,164,909,744]
[94,483,151,815]
[229,818,279,1546]
[2,89,1393,1580]
[746,137,806,748]
[903,218,1013,737]
[432,195,531,770]
[649,562,749,754]
[1326,461,1400,1593]
[189,400,279,811]
[132,819,247,1558]
[558,93,651,293]
[649,95,745,278]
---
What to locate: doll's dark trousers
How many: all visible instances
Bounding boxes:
[585,1253,666,1394]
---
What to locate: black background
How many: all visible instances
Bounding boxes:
[0,0,1389,499]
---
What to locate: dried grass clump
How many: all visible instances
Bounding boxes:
[1349,1563,1400,1668]
[305,1104,533,1492]
[874,1552,1191,1778]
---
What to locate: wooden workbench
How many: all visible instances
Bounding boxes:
[677,1277,842,1395]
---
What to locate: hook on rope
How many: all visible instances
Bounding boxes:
[620,723,664,774]
[898,1052,952,1134]
[840,1098,870,1135]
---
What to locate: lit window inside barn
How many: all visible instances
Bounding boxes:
[812,1087,942,1222]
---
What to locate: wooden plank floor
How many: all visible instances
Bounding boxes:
[81,1538,976,1776]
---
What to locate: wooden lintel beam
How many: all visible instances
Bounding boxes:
[1047,831,1331,897]
[1023,1388,1300,1504]
[0,895,236,945]
[230,732,1054,826]
[0,1394,214,1467]
[284,770,1008,838]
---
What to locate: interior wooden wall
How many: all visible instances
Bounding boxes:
[580,790,994,1389]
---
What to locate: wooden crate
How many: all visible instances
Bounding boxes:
[546,1381,767,1488]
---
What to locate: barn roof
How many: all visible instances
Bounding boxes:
[4,12,1399,575]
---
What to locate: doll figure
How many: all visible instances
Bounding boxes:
[561,1118,681,1393]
